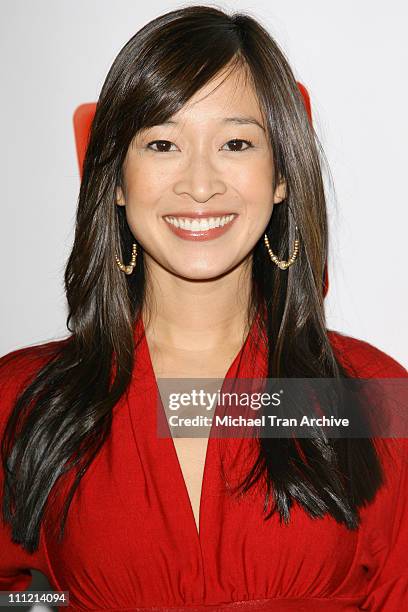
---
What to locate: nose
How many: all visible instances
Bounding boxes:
[173,150,227,203]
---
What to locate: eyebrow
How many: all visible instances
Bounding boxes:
[158,116,266,132]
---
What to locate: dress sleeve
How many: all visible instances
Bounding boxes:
[0,348,47,590]
[329,331,408,609]
[359,437,408,610]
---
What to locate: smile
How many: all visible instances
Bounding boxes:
[163,214,235,230]
[162,214,238,241]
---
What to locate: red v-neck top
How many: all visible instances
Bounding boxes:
[1,314,408,611]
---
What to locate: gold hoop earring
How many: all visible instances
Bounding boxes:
[115,243,137,275]
[264,226,300,270]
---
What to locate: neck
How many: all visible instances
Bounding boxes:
[141,256,253,353]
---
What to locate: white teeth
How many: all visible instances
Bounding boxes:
[163,214,235,231]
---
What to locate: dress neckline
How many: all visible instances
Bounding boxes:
[129,309,265,545]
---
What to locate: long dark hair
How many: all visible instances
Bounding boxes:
[1,4,384,553]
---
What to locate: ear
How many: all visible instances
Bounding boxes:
[116,186,126,206]
[273,176,287,204]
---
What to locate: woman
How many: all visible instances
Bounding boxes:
[1,5,407,611]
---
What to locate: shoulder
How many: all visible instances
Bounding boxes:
[328,332,408,498]
[327,329,407,378]
[0,339,65,386]
[0,338,69,424]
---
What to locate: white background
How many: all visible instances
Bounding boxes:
[1,0,407,370]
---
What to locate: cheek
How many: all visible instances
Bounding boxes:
[122,167,168,241]
[234,156,274,199]
[125,164,163,203]
[236,161,275,228]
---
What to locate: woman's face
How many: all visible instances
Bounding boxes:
[116,67,286,280]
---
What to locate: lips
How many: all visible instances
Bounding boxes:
[162,213,238,242]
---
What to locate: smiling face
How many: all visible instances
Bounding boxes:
[116,64,286,280]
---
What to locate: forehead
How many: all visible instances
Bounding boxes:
[165,66,265,127]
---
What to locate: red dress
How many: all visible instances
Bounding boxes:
[1,314,408,611]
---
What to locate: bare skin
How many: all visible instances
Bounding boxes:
[116,62,286,534]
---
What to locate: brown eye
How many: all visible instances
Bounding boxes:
[147,140,177,152]
[223,139,254,152]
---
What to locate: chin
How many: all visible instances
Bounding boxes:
[170,264,233,281]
